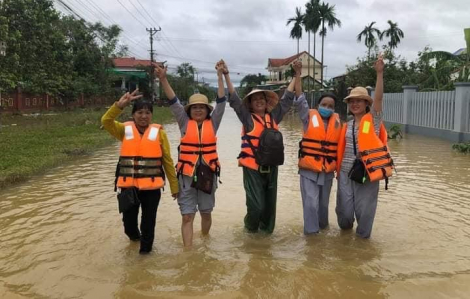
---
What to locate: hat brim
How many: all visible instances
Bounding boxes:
[242,89,279,112]
[184,102,214,113]
[343,94,373,105]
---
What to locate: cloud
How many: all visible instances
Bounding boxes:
[56,0,469,85]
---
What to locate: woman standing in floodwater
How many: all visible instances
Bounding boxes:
[156,61,226,248]
[336,55,394,238]
[292,60,342,235]
[222,60,294,234]
[101,90,179,254]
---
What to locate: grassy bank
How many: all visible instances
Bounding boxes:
[0,106,174,189]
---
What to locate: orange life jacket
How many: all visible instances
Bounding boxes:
[336,113,394,184]
[298,110,342,173]
[176,119,220,177]
[117,122,165,190]
[238,113,279,171]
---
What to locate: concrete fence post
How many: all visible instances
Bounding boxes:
[402,86,418,126]
[453,82,470,136]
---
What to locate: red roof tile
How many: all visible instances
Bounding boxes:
[268,51,320,67]
[113,57,163,68]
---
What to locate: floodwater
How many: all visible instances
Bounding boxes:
[1,107,470,298]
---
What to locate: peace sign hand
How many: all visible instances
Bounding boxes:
[116,89,143,109]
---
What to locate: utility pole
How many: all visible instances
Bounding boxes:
[146,27,161,102]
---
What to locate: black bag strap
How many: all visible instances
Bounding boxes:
[352,119,358,157]
[114,161,120,192]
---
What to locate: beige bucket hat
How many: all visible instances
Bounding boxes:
[242,89,279,112]
[344,87,373,105]
[184,93,213,113]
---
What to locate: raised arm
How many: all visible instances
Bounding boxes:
[291,61,309,128]
[211,60,228,132]
[221,60,253,128]
[222,60,236,95]
[216,60,226,98]
[293,60,302,97]
[156,65,176,100]
[156,64,188,131]
[373,54,384,113]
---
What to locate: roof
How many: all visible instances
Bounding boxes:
[268,51,321,68]
[113,57,163,68]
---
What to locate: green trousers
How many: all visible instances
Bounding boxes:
[242,166,278,234]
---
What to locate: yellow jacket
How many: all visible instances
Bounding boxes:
[101,103,178,194]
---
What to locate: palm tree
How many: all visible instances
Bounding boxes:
[357,22,382,59]
[318,2,341,85]
[304,0,321,97]
[380,20,404,51]
[286,7,304,55]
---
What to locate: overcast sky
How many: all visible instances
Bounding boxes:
[55,0,469,86]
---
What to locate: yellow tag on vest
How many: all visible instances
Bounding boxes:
[362,121,371,134]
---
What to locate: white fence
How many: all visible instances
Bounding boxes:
[409,91,455,130]
[381,84,470,138]
[383,93,404,124]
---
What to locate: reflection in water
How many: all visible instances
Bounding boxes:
[1,108,470,298]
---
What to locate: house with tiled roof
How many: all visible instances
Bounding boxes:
[111,57,163,94]
[267,51,323,85]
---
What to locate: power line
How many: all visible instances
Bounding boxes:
[131,0,186,62]
[159,30,464,44]
[115,0,147,28]
[136,0,159,26]
[127,0,153,26]
[62,0,151,57]
[55,0,148,58]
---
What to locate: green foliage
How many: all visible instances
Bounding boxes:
[388,124,403,139]
[357,22,382,58]
[176,62,196,80]
[380,20,404,51]
[452,142,470,153]
[286,7,304,53]
[0,0,126,98]
[159,63,215,102]
[239,73,268,98]
[0,107,174,188]
[304,0,321,34]
[345,45,461,92]
[422,50,470,84]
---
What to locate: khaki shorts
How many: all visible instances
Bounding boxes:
[177,175,217,215]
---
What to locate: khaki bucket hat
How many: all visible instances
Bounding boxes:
[184,93,213,113]
[344,87,373,105]
[242,89,279,112]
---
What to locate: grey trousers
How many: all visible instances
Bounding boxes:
[300,175,333,234]
[336,171,380,238]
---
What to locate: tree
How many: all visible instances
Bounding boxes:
[421,50,469,88]
[0,0,127,98]
[286,7,304,55]
[318,2,341,85]
[380,20,404,51]
[176,62,195,80]
[239,73,267,97]
[304,0,321,95]
[357,22,382,58]
[0,0,72,95]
